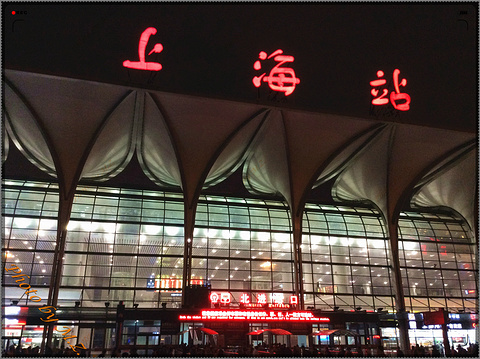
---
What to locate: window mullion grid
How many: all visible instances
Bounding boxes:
[287,205,294,300]
[304,212,315,307]
[266,207,273,298]
[432,221,451,311]
[397,226,410,311]
[409,219,428,311]
[429,226,443,311]
[4,188,20,280]
[107,191,121,303]
[247,205,252,297]
[132,196,143,306]
[156,196,164,309]
[5,187,20,251]
[445,221,465,311]
[360,213,377,310]
[158,198,166,308]
[27,190,49,306]
[79,190,96,306]
[380,215,394,307]
[457,225,475,309]
[227,200,232,296]
[323,209,336,309]
[40,188,57,300]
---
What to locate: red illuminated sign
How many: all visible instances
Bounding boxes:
[220,292,231,304]
[242,303,265,308]
[210,292,219,304]
[155,278,203,292]
[440,245,447,256]
[179,310,329,322]
[257,293,267,304]
[123,27,163,71]
[370,69,410,111]
[267,303,290,309]
[253,50,300,96]
[240,293,250,304]
[209,292,298,308]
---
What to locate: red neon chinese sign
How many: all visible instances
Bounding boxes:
[123,27,163,71]
[253,50,300,96]
[370,69,410,111]
[257,293,267,304]
[240,293,250,304]
[179,310,329,322]
[209,292,298,307]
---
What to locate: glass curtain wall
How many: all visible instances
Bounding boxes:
[2,180,59,306]
[193,196,294,305]
[302,203,395,312]
[65,185,185,308]
[398,211,477,313]
[3,180,476,314]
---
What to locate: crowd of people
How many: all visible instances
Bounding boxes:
[2,343,479,357]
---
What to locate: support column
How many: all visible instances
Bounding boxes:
[182,202,196,307]
[43,194,75,352]
[292,215,304,309]
[388,221,410,352]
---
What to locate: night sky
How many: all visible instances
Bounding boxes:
[3,2,478,132]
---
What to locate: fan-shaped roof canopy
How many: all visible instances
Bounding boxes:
[4,69,477,233]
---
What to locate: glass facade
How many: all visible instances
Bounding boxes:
[398,211,477,313]
[302,204,395,312]
[2,180,477,316]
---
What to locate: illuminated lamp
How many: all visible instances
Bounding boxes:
[165,226,180,236]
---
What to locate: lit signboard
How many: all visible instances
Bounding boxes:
[121,29,413,109]
[252,49,300,96]
[152,278,203,292]
[123,27,163,71]
[370,69,410,111]
[179,310,329,322]
[209,292,298,308]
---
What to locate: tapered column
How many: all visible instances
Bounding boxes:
[388,221,409,352]
[43,194,75,351]
[182,202,197,306]
[292,215,304,309]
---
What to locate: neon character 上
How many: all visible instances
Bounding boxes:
[123,27,163,71]
[253,49,300,96]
